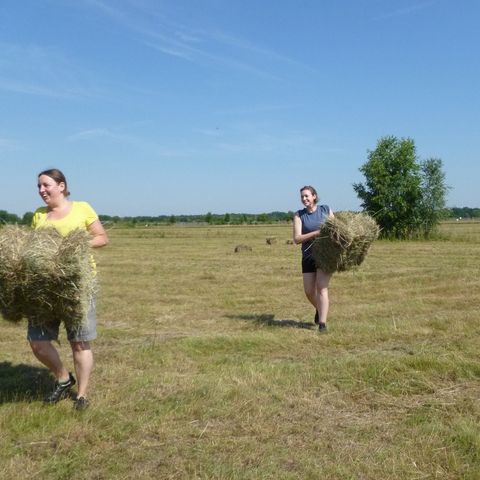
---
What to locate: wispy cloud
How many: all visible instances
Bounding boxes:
[67,128,123,142]
[66,122,344,160]
[0,79,70,98]
[81,0,314,79]
[0,42,101,99]
[138,27,287,80]
[0,137,21,152]
[216,104,303,116]
[215,132,343,156]
[371,1,439,21]
[67,126,194,158]
[200,29,317,73]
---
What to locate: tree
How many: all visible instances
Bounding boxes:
[22,211,34,225]
[418,158,450,234]
[0,210,20,224]
[353,136,423,238]
[353,136,448,239]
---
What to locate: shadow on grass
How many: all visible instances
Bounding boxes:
[0,362,52,404]
[226,313,314,330]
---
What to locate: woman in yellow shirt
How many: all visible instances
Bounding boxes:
[29,168,108,411]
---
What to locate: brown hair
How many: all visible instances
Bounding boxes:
[300,185,318,204]
[38,168,70,197]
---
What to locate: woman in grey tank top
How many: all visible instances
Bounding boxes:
[293,185,333,331]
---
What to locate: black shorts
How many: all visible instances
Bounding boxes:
[302,255,317,274]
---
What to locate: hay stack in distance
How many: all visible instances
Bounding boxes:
[312,212,379,274]
[0,226,95,329]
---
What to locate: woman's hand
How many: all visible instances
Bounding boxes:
[293,214,321,244]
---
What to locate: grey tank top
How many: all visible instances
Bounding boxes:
[297,205,330,258]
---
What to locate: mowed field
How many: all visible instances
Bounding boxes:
[1,221,480,479]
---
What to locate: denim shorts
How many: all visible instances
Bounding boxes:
[27,296,97,343]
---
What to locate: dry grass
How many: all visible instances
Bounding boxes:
[0,225,30,321]
[312,211,379,273]
[1,222,480,479]
[0,227,94,329]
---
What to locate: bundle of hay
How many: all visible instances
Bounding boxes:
[0,226,95,330]
[0,226,30,321]
[311,212,379,273]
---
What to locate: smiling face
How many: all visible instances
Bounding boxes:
[300,188,317,209]
[38,174,66,206]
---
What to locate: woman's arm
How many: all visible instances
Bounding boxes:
[87,219,109,248]
[293,213,320,245]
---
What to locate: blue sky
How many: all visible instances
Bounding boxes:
[1,0,479,216]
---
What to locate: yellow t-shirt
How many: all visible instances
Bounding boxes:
[32,201,99,273]
[32,201,98,235]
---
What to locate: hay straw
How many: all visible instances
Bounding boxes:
[0,226,95,329]
[312,212,379,273]
[0,226,30,321]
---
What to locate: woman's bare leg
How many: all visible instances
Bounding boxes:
[29,341,69,381]
[71,341,93,398]
[303,272,317,308]
[315,270,331,325]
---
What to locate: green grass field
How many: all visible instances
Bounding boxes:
[2,221,480,479]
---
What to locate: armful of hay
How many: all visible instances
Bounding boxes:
[312,212,379,273]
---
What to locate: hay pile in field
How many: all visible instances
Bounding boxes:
[311,212,379,273]
[0,226,95,329]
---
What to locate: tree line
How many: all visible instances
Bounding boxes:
[0,135,475,238]
[1,206,477,228]
[0,210,295,226]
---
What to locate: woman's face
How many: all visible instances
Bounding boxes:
[38,174,65,205]
[300,189,317,208]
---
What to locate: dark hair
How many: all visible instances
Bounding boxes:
[38,168,70,197]
[300,185,318,204]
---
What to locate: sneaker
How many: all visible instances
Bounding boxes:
[318,322,328,333]
[314,310,319,325]
[74,396,90,411]
[44,372,76,404]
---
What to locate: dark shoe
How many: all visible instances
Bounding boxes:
[318,322,328,332]
[74,396,90,411]
[44,373,76,404]
[314,310,319,324]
